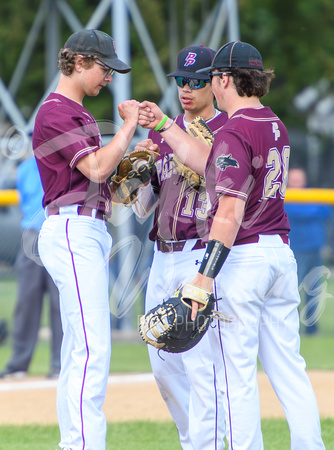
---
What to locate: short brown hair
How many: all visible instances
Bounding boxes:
[57,49,96,76]
[224,67,275,98]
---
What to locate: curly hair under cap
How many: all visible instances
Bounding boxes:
[225,67,275,98]
[57,48,96,76]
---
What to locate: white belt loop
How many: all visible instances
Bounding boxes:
[58,205,80,215]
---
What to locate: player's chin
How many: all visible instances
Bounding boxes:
[92,86,104,96]
[181,102,193,111]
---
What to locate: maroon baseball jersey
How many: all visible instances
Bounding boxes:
[148,111,228,241]
[205,107,291,243]
[32,93,112,216]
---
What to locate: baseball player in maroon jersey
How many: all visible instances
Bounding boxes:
[139,41,325,449]
[134,46,228,449]
[32,29,139,450]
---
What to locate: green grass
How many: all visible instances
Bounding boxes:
[262,418,334,449]
[0,276,152,375]
[0,275,334,449]
[0,422,180,450]
[0,419,333,449]
[1,275,334,374]
[300,335,334,369]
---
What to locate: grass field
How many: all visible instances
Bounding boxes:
[0,274,334,448]
[0,419,333,449]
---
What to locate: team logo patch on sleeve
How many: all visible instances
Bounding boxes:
[216,153,239,171]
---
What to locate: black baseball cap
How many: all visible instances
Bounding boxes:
[167,45,216,80]
[64,29,131,73]
[197,41,263,73]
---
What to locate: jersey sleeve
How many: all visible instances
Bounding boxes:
[36,105,99,169]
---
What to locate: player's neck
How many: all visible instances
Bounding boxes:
[55,75,84,105]
[184,105,217,123]
[227,96,263,118]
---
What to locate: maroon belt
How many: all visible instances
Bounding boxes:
[47,205,106,221]
[157,239,205,253]
[234,234,289,246]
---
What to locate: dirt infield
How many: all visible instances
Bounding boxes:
[0,370,333,425]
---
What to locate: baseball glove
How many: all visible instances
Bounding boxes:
[171,116,214,191]
[185,115,215,147]
[139,283,231,353]
[172,154,205,192]
[110,149,159,206]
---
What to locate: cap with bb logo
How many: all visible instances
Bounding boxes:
[167,45,216,80]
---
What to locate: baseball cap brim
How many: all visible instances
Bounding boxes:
[196,65,214,74]
[167,69,210,80]
[98,56,131,73]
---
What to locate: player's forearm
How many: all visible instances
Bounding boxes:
[188,196,242,317]
[209,195,245,248]
[100,120,138,177]
[139,101,209,175]
[159,121,209,176]
[79,120,138,183]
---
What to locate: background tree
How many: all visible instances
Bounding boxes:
[1,0,334,184]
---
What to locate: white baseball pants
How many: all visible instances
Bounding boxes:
[146,239,226,450]
[38,208,112,450]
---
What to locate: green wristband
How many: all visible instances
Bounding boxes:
[154,114,168,131]
[157,119,174,133]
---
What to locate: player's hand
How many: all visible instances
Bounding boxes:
[189,273,214,321]
[134,139,158,153]
[139,101,164,129]
[118,100,140,125]
[190,300,200,321]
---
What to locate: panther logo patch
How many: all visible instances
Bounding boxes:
[216,154,239,171]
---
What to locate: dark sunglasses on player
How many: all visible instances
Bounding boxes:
[95,61,115,77]
[209,71,232,81]
[175,77,210,90]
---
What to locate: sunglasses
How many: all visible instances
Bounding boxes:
[209,71,232,81]
[95,61,115,77]
[175,77,210,90]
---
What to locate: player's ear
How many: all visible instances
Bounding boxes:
[74,55,84,72]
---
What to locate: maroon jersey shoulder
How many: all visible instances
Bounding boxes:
[32,93,110,213]
[205,107,290,241]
